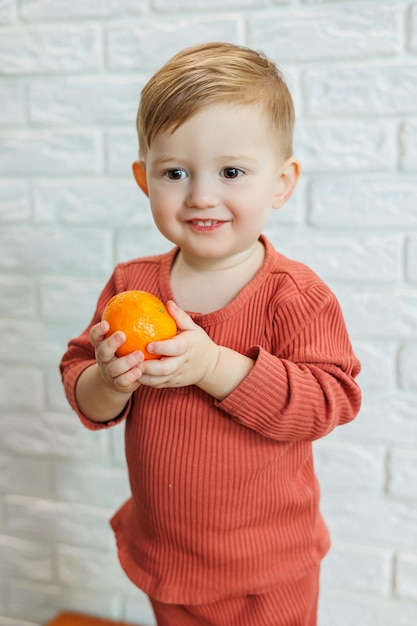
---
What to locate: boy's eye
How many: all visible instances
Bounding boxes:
[221,167,243,179]
[164,169,187,180]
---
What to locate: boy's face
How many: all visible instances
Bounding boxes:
[139,102,298,267]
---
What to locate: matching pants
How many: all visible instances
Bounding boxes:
[149,566,320,626]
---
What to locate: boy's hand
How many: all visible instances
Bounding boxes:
[90,320,145,395]
[138,301,220,390]
[137,301,254,400]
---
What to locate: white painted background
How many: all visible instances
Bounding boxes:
[1,0,417,624]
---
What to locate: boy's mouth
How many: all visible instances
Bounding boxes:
[190,219,219,227]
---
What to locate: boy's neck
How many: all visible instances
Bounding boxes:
[178,239,264,271]
[170,240,265,314]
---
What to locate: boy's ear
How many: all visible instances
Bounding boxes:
[132,161,149,196]
[272,157,301,210]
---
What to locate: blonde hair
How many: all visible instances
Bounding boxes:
[137,42,295,158]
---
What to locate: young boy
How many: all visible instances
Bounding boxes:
[60,42,361,626]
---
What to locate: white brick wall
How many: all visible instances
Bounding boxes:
[0,0,416,624]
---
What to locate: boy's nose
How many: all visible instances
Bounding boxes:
[186,178,218,209]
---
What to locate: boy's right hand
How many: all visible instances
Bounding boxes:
[90,320,145,395]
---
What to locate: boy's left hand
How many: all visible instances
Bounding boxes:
[138,300,220,391]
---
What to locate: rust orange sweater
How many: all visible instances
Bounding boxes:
[60,235,361,604]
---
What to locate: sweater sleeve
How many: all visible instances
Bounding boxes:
[217,286,361,442]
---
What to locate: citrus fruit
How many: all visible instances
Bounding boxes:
[102,290,177,359]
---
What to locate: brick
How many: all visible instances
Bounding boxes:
[105,129,139,176]
[8,579,121,624]
[321,491,417,549]
[0,274,37,319]
[266,231,401,283]
[0,579,6,612]
[33,179,151,227]
[302,0,377,3]
[55,461,130,508]
[0,535,52,581]
[20,0,146,20]
[0,226,113,276]
[0,454,51,498]
[0,0,13,24]
[352,341,397,391]
[0,366,44,411]
[0,411,107,459]
[57,543,131,591]
[304,64,417,117]
[319,589,417,626]
[335,289,417,340]
[295,121,394,173]
[110,424,128,468]
[0,182,29,223]
[0,617,39,626]
[107,17,240,72]
[409,4,417,53]
[28,77,142,125]
[314,440,385,492]
[339,391,417,446]
[400,122,417,171]
[0,320,77,367]
[0,130,100,177]
[40,412,107,462]
[395,552,417,601]
[399,343,417,390]
[0,81,24,125]
[40,276,105,322]
[46,368,74,413]
[268,178,304,227]
[152,0,281,10]
[6,495,113,548]
[249,5,400,62]
[407,237,417,284]
[322,542,391,595]
[387,449,417,500]
[0,25,99,75]
[309,176,417,228]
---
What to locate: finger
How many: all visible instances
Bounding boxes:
[166,300,197,332]
[147,335,180,358]
[141,354,180,378]
[106,350,144,379]
[96,331,126,363]
[89,320,109,347]
[111,365,143,393]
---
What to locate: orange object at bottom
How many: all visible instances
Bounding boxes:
[45,612,140,626]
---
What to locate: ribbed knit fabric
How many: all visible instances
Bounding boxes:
[60,235,361,605]
[149,565,320,626]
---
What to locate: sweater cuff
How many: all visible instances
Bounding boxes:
[62,360,130,431]
[217,345,285,420]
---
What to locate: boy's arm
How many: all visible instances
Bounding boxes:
[60,266,137,428]
[216,294,361,442]
[75,362,133,422]
[71,321,145,423]
[60,287,143,428]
